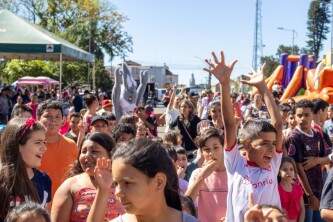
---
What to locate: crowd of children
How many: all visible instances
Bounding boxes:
[1,50,333,222]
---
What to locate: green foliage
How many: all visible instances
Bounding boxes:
[1,0,132,89]
[261,56,279,78]
[94,60,114,92]
[276,44,300,56]
[2,60,57,83]
[306,0,331,60]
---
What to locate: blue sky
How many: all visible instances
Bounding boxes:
[106,0,332,86]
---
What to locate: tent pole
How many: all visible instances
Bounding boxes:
[59,53,63,99]
[93,62,96,92]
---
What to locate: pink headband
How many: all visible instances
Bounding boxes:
[18,118,36,141]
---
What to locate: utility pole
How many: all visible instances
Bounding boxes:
[278,27,297,54]
[207,71,212,90]
[252,0,263,70]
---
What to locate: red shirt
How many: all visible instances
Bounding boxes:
[278,182,304,220]
[59,120,70,135]
[233,101,243,120]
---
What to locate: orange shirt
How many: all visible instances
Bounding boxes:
[40,135,78,197]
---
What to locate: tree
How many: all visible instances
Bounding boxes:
[306,0,331,60]
[261,56,279,77]
[276,44,300,56]
[37,0,132,60]
[2,0,133,90]
[0,0,20,13]
[1,60,58,83]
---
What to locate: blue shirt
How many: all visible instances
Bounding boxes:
[31,169,52,205]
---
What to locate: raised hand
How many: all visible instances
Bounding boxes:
[176,166,186,179]
[198,120,212,135]
[203,51,237,85]
[140,70,149,84]
[240,63,266,89]
[93,157,113,192]
[114,67,123,85]
[199,159,218,180]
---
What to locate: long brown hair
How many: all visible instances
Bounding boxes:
[179,99,195,120]
[0,118,45,220]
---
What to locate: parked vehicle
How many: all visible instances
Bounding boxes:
[156,88,166,102]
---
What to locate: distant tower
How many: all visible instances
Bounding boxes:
[189,73,196,87]
[252,0,263,70]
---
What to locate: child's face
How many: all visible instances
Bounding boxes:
[280,111,288,124]
[328,108,333,119]
[91,120,108,134]
[136,124,147,139]
[92,99,99,111]
[39,108,63,135]
[318,107,328,123]
[202,137,223,162]
[210,105,221,120]
[180,102,191,117]
[246,132,276,169]
[79,140,109,175]
[118,133,135,143]
[112,158,162,214]
[279,161,295,183]
[261,207,287,222]
[69,116,80,131]
[287,114,296,129]
[19,130,46,169]
[176,154,188,169]
[295,107,313,130]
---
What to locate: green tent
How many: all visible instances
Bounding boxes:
[0,9,95,92]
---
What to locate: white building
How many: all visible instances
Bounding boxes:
[106,60,178,88]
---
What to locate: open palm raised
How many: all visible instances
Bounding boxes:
[240,63,266,88]
[93,157,113,191]
[203,51,237,84]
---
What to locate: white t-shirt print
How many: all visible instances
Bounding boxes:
[224,144,282,222]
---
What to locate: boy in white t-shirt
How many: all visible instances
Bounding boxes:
[204,50,283,222]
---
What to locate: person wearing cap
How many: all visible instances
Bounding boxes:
[77,115,110,148]
[97,99,113,115]
[90,115,109,134]
[102,113,117,135]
